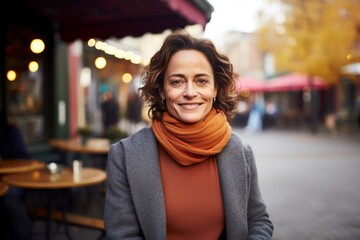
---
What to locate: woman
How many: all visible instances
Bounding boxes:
[104,30,273,239]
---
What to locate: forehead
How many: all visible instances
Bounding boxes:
[166,50,212,72]
[170,49,208,62]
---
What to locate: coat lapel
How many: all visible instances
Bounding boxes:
[123,128,166,240]
[217,133,249,240]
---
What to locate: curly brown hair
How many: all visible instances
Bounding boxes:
[139,29,240,121]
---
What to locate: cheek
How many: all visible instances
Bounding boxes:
[207,88,217,99]
[164,88,182,101]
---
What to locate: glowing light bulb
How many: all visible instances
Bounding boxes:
[7,70,17,81]
[30,39,45,54]
[95,57,107,69]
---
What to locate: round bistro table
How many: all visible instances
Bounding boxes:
[0,159,45,174]
[0,181,9,196]
[2,167,106,240]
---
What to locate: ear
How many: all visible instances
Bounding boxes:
[160,91,165,100]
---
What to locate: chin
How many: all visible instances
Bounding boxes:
[178,114,206,123]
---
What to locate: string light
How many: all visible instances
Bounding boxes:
[122,73,132,83]
[95,57,107,69]
[29,61,39,72]
[30,39,45,54]
[7,70,17,81]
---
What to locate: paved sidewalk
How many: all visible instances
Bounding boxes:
[234,128,360,240]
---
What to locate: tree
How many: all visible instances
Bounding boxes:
[257,0,360,84]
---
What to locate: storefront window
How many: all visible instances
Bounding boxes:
[81,45,142,135]
[5,25,45,143]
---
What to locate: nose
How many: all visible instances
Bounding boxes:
[183,82,197,97]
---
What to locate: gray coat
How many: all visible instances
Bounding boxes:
[104,127,273,239]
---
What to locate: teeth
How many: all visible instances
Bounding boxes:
[179,103,200,110]
[181,104,199,106]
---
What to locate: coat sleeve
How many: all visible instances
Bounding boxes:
[104,141,144,240]
[244,144,274,239]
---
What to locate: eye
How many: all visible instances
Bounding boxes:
[196,78,209,85]
[168,78,184,86]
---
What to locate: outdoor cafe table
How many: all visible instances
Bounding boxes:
[0,159,45,174]
[2,167,107,240]
[49,138,110,169]
[0,181,9,196]
[48,138,110,155]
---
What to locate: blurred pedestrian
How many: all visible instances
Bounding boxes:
[356,94,360,129]
[246,94,265,132]
[264,97,278,129]
[126,91,142,134]
[104,30,273,239]
[0,114,30,159]
[0,112,32,240]
[101,91,120,131]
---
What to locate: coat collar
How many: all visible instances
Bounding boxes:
[122,128,166,240]
[216,133,248,239]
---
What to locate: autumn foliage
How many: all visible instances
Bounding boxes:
[257,0,360,84]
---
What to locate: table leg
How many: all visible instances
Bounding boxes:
[46,189,72,240]
[46,190,53,240]
[62,189,72,240]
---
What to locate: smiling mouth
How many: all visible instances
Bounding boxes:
[178,103,202,109]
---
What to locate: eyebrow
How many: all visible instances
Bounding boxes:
[167,73,211,78]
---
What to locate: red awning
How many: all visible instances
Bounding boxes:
[264,73,329,92]
[166,0,209,27]
[236,74,329,94]
[236,77,266,93]
[4,0,213,42]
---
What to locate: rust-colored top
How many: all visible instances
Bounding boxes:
[159,146,224,240]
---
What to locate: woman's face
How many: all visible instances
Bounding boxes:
[161,50,217,123]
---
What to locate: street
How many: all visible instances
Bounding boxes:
[234,128,360,240]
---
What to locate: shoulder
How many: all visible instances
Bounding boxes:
[107,127,157,164]
[113,127,156,153]
[222,132,254,165]
[121,127,155,145]
[227,132,250,153]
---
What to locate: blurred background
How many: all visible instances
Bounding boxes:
[1,0,359,147]
[1,0,360,239]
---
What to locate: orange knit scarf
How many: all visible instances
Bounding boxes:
[152,109,232,166]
